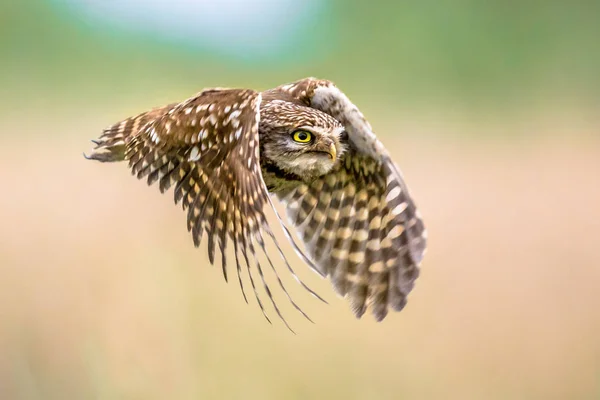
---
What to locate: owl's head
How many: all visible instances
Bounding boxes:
[259,100,346,181]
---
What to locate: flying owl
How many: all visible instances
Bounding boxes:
[86,78,427,329]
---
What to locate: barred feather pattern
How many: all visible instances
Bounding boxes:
[277,147,425,320]
[112,89,321,331]
[271,78,427,321]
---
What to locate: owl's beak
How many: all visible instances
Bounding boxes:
[328,142,337,160]
[312,141,337,161]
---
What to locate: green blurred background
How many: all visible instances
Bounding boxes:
[1,1,599,399]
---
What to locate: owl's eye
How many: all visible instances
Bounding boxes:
[292,130,312,143]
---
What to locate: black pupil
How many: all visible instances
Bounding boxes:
[298,132,308,140]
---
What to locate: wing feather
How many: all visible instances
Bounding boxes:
[115,88,320,330]
[269,78,427,320]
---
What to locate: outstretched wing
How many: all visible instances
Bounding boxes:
[122,88,322,331]
[266,78,427,321]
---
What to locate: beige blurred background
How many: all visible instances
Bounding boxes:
[1,1,599,399]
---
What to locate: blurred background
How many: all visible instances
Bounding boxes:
[1,0,599,399]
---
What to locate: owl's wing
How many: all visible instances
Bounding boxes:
[120,88,322,331]
[270,78,427,321]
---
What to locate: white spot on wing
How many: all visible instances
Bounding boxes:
[149,127,160,143]
[189,146,201,161]
[391,202,408,216]
[386,186,401,203]
[226,109,242,125]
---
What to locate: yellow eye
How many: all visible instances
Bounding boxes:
[292,130,312,143]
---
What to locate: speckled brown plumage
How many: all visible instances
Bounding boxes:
[86,78,427,328]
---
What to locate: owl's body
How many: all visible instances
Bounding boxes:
[86,78,427,328]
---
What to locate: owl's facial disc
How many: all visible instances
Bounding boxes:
[273,125,345,179]
[258,100,346,182]
[290,127,337,160]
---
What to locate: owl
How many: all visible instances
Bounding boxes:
[86,78,427,329]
